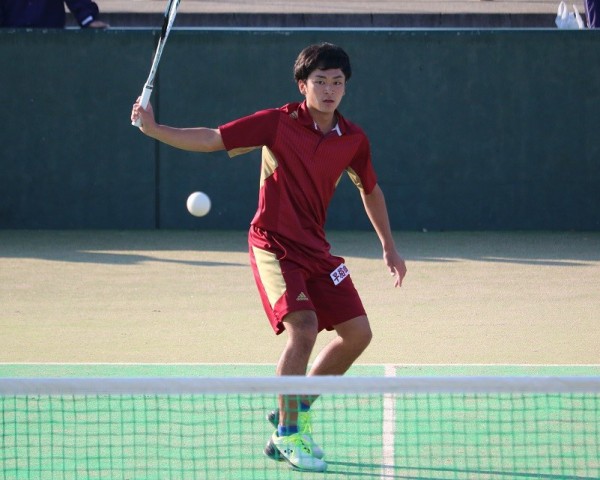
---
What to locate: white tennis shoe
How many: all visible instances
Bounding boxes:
[266,409,325,459]
[264,431,327,472]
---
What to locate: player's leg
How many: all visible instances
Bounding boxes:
[248,244,326,470]
[267,310,325,461]
[305,267,371,381]
[308,314,372,377]
[298,270,371,411]
[295,315,372,412]
[276,310,318,430]
[267,316,371,462]
[266,272,371,461]
[267,310,326,471]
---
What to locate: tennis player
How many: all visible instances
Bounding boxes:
[131,42,407,472]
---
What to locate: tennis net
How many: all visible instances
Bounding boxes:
[1,376,599,479]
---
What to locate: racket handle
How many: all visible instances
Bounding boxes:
[131,86,153,127]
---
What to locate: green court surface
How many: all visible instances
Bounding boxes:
[1,363,600,378]
[1,364,599,480]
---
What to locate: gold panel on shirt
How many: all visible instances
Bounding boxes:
[227,146,260,158]
[345,167,366,191]
[260,146,279,188]
[252,246,286,308]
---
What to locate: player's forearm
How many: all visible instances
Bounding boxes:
[363,184,407,287]
[146,125,225,152]
[361,184,396,251]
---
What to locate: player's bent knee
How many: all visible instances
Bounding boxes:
[337,315,372,350]
[355,326,373,352]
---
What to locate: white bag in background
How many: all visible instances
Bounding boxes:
[555,1,586,28]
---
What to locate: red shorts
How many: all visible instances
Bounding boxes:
[248,227,366,335]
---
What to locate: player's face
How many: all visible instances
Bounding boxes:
[299,69,346,114]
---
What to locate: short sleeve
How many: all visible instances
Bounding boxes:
[219,109,280,158]
[346,135,377,194]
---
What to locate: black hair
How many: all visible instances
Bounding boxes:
[293,43,352,82]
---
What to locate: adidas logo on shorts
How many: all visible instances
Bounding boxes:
[296,292,309,302]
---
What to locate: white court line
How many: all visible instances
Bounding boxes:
[2,362,599,366]
[381,364,397,479]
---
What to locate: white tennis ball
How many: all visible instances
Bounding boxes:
[186,191,211,217]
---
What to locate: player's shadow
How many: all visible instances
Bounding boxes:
[330,231,600,267]
[325,461,596,479]
[0,231,248,266]
[49,251,245,267]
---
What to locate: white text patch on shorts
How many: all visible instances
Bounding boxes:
[330,263,349,286]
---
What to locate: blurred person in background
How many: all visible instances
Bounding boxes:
[585,0,598,27]
[0,0,108,28]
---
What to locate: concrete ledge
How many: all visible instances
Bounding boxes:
[68,13,557,29]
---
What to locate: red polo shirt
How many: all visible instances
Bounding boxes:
[219,101,377,258]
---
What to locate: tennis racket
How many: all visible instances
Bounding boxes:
[132,0,181,127]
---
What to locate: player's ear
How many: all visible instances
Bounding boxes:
[298,80,307,95]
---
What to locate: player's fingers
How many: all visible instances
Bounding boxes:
[131,107,140,123]
[131,106,145,129]
[394,268,402,288]
[389,266,400,287]
[392,263,407,288]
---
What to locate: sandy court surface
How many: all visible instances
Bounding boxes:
[1,230,598,364]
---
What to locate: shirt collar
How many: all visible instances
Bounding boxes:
[296,100,344,136]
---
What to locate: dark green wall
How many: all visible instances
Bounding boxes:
[1,29,598,230]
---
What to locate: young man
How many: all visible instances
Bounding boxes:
[131,43,407,472]
[0,0,109,28]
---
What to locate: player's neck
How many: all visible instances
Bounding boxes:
[307,107,336,135]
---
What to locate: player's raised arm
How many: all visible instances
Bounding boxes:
[360,184,407,287]
[131,99,225,153]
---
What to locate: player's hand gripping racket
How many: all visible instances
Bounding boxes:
[132,0,181,127]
